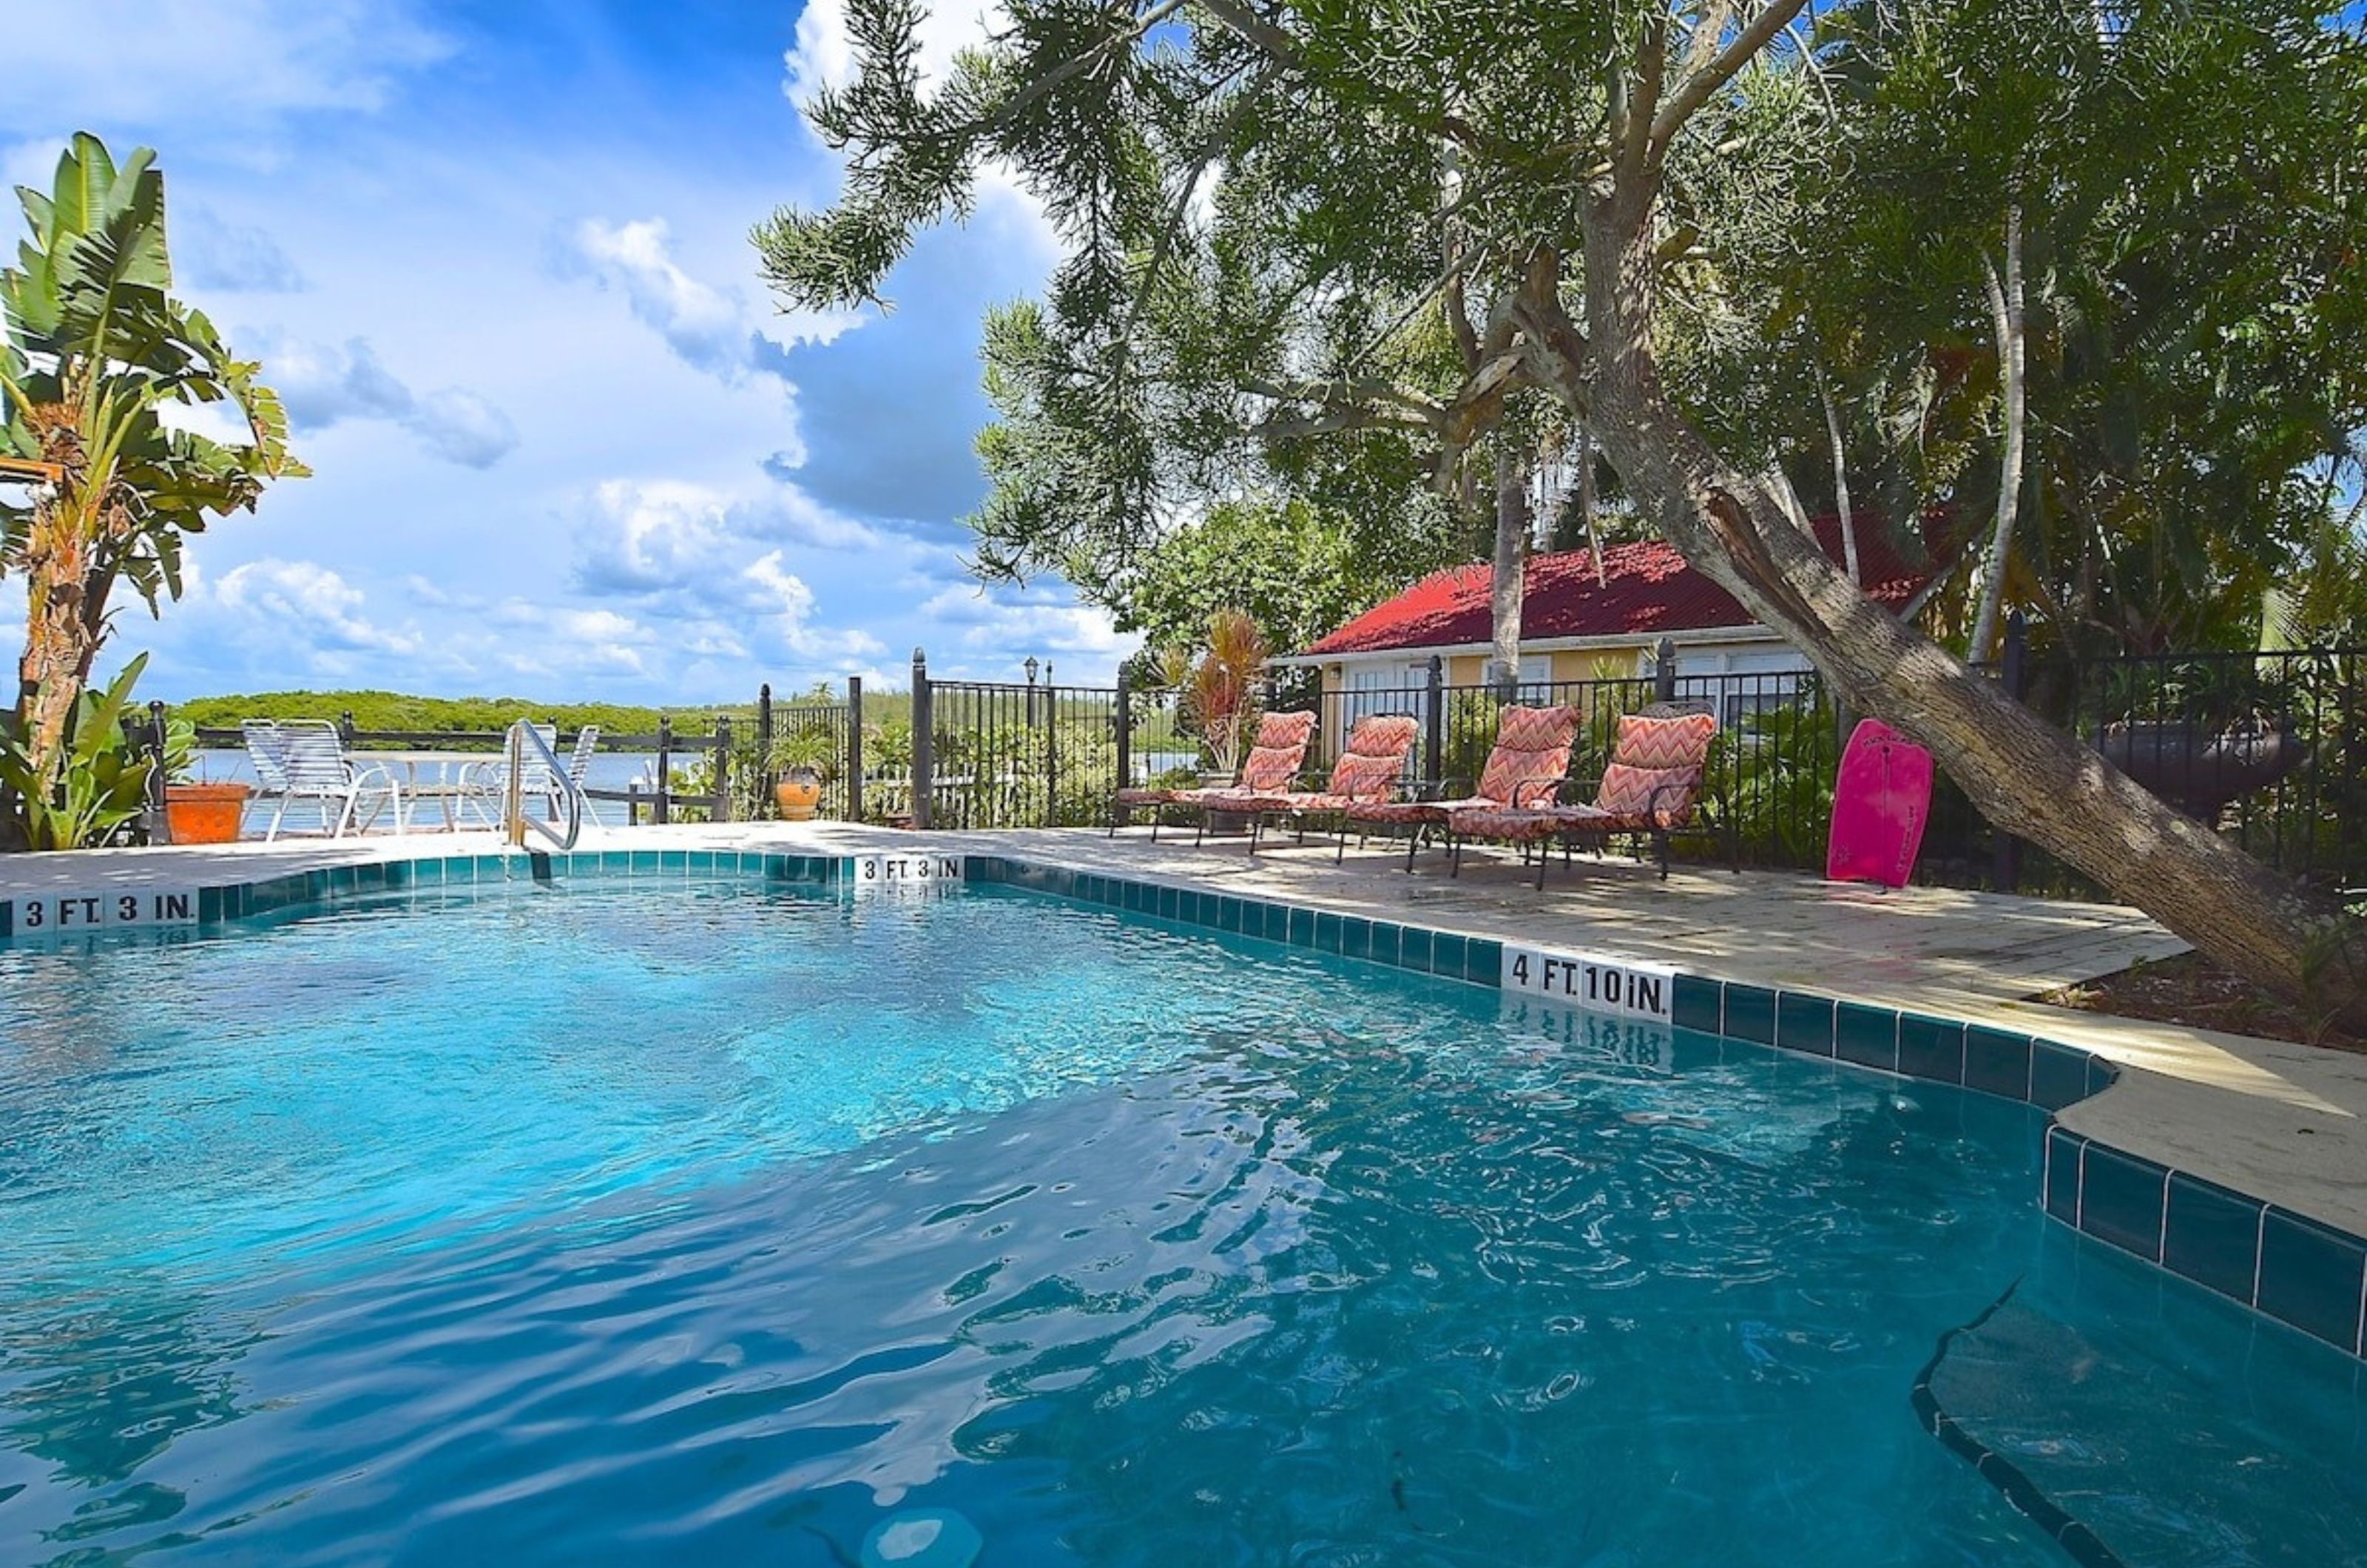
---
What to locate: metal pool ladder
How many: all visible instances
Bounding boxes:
[501,719,587,853]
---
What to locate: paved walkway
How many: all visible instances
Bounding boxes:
[5,822,2362,1238]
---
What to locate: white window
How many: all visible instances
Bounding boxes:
[1338,661,1431,769]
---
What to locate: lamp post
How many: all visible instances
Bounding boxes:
[1024,657,1039,725]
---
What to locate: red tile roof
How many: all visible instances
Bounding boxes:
[1299,515,1937,658]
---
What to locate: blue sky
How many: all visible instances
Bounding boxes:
[1,0,1134,701]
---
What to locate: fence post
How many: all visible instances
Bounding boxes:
[911,647,933,830]
[847,675,865,823]
[1115,672,1132,795]
[713,716,734,822]
[145,699,172,845]
[338,709,357,749]
[756,683,774,818]
[655,714,672,826]
[1655,638,1678,703]
[1045,677,1059,826]
[1423,655,1445,790]
[1990,610,2029,893]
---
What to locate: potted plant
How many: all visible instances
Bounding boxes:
[768,726,838,821]
[1181,609,1269,833]
[160,716,250,844]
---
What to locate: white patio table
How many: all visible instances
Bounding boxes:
[368,751,492,832]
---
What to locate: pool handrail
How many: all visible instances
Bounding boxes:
[502,719,585,853]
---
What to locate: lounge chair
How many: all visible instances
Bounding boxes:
[1111,710,1316,839]
[257,720,405,840]
[1342,703,1578,871]
[1183,712,1419,854]
[1447,703,1721,885]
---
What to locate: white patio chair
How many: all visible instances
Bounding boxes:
[241,721,289,831]
[460,723,560,828]
[568,726,604,826]
[265,720,404,840]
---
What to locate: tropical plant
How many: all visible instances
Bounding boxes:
[0,655,154,849]
[1,134,305,851]
[769,723,842,780]
[1177,610,1267,778]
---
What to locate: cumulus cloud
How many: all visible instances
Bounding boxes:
[920,584,1131,659]
[261,335,519,468]
[177,206,306,293]
[7,0,448,138]
[212,558,423,658]
[569,479,888,667]
[408,389,521,470]
[566,217,854,392]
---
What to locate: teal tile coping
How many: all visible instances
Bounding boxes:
[3,846,2360,1362]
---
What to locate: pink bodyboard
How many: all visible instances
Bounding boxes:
[1826,718,1934,890]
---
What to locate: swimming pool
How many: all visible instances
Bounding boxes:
[1,871,2361,1564]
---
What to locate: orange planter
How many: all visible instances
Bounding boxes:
[774,774,823,822]
[164,782,252,845]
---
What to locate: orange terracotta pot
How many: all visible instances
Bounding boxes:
[774,773,823,822]
[164,782,252,845]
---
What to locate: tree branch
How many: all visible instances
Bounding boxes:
[1647,0,1812,159]
[1621,9,1668,182]
[1190,0,1300,70]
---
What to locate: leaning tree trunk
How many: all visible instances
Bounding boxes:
[1487,447,1528,695]
[1549,188,2366,1030]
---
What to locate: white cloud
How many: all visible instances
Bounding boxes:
[567,217,855,392]
[258,334,519,469]
[178,206,307,293]
[212,558,423,658]
[7,0,449,141]
[919,584,1132,659]
[408,389,521,470]
[568,478,889,669]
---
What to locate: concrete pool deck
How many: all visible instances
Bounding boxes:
[5,821,2363,1245]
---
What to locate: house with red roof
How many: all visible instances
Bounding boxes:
[1272,515,1939,724]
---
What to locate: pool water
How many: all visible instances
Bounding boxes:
[0,879,2361,1565]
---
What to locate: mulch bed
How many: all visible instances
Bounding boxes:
[2042,951,2366,1054]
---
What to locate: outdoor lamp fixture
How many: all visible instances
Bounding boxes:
[1024,658,1039,684]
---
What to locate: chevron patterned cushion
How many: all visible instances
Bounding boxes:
[1596,763,1698,823]
[1254,710,1318,749]
[1329,751,1405,801]
[1320,713,1418,801]
[1476,704,1578,806]
[1239,746,1300,792]
[1615,712,1716,771]
[1113,787,1173,805]
[1445,805,1564,842]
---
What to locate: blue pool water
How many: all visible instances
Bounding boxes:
[1,879,2363,1565]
